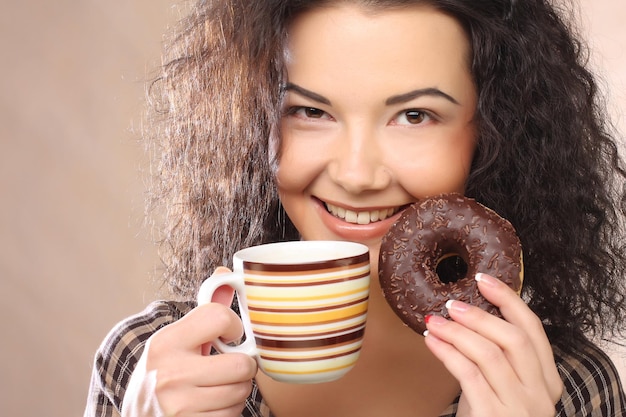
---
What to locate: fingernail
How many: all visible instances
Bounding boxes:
[424,314,448,326]
[423,330,429,337]
[445,299,469,312]
[475,272,497,286]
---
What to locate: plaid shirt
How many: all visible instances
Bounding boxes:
[84,300,626,417]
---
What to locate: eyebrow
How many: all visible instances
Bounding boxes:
[282,83,459,107]
[282,83,332,105]
[385,88,460,106]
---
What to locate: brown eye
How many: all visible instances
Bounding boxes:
[392,109,433,126]
[285,106,333,122]
[404,110,426,124]
[304,107,326,118]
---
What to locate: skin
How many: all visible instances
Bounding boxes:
[122,4,563,417]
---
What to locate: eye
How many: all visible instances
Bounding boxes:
[287,106,333,120]
[393,109,433,125]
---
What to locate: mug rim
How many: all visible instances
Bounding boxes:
[234,240,369,270]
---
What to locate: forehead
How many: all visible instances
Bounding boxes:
[284,4,473,102]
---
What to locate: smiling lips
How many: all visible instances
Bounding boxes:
[325,202,402,225]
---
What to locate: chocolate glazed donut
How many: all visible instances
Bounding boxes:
[379,193,523,334]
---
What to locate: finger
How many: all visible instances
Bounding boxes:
[158,380,252,417]
[159,351,257,387]
[196,403,249,417]
[445,300,546,391]
[154,302,244,352]
[424,328,501,411]
[425,315,557,416]
[159,267,241,351]
[191,380,253,411]
[198,353,258,386]
[425,314,522,402]
[475,273,563,401]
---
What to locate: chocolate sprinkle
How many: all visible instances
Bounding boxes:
[379,193,523,334]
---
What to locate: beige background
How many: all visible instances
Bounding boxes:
[0,1,624,416]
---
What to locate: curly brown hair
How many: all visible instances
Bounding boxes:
[144,0,626,350]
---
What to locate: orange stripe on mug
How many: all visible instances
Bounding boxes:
[249,301,368,325]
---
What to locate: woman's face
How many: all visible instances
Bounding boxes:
[277,4,477,255]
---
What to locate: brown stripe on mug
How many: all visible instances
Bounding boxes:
[255,328,365,350]
[244,270,370,286]
[260,346,362,363]
[248,295,369,313]
[243,254,369,273]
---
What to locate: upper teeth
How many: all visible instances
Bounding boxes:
[325,203,400,225]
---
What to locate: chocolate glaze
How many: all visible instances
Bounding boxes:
[379,193,523,334]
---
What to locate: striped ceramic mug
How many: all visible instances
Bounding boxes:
[197,240,370,384]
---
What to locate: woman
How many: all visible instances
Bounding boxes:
[85,1,626,416]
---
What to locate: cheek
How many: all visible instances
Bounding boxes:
[391,138,475,197]
[275,139,322,192]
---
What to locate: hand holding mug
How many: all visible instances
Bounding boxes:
[122,273,257,417]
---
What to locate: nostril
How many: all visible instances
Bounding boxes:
[329,163,393,194]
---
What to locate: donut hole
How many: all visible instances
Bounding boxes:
[435,253,468,284]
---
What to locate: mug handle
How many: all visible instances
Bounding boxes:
[197,272,258,357]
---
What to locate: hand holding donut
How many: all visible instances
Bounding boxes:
[423,273,563,417]
[121,268,258,417]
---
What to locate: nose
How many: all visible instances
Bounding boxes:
[328,126,392,194]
